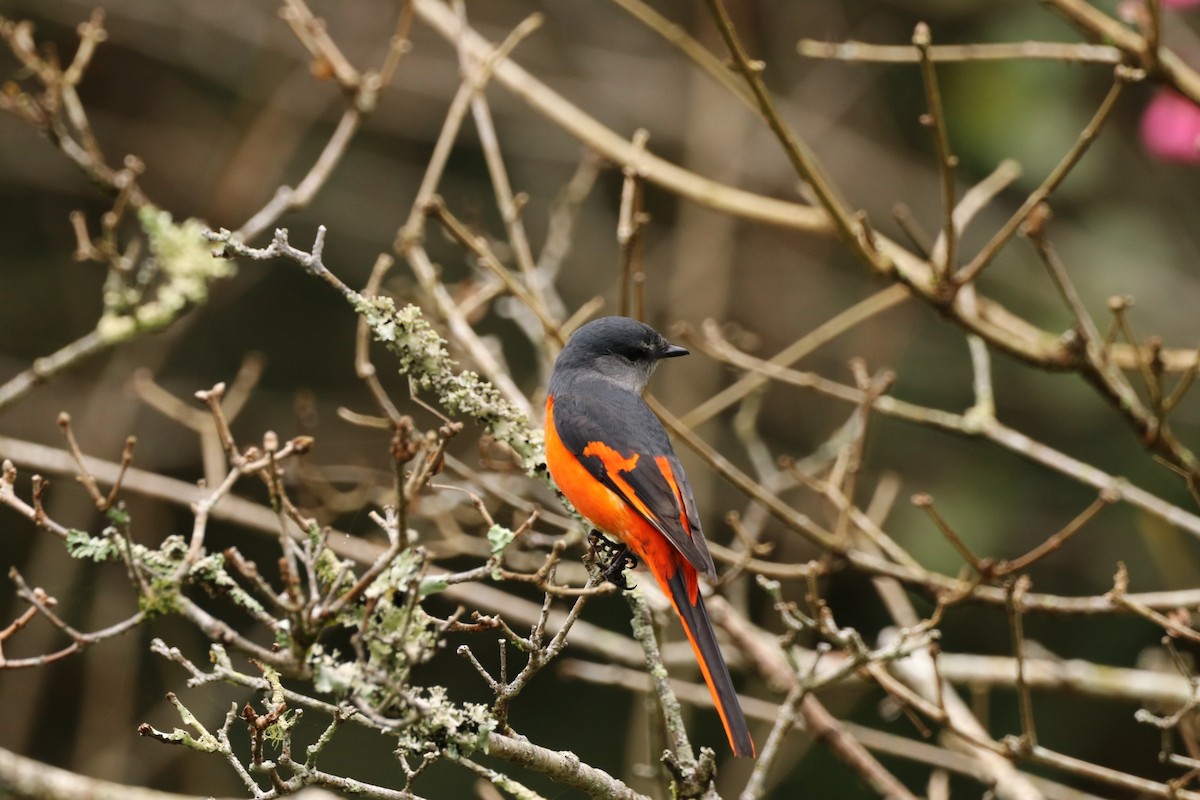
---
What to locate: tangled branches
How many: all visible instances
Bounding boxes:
[3,2,1200,799]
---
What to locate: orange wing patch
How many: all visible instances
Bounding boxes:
[654,455,700,605]
[654,455,691,537]
[582,441,661,524]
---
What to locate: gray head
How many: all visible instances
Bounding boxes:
[551,316,689,394]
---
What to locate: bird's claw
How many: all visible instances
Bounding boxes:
[588,530,638,590]
[602,559,636,591]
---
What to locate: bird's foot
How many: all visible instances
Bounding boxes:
[588,530,638,590]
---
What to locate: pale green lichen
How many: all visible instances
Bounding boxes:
[61,525,187,618]
[65,528,120,562]
[364,548,424,602]
[259,662,301,749]
[190,552,268,619]
[75,533,190,619]
[137,576,181,619]
[486,524,515,557]
[364,589,440,678]
[395,686,496,759]
[314,547,356,599]
[310,644,359,695]
[98,206,236,343]
[487,524,515,580]
[141,695,221,754]
[308,549,444,709]
[352,296,544,472]
[95,312,138,342]
[144,725,220,752]
[130,534,188,577]
[417,574,449,597]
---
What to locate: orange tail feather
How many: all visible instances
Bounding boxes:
[654,553,755,757]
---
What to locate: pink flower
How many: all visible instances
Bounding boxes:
[1140,89,1200,164]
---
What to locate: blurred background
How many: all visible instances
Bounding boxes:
[2,1,1200,797]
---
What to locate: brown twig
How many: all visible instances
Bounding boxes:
[998,490,1116,575]
[55,412,107,510]
[692,324,1200,540]
[2,569,145,670]
[608,0,757,109]
[618,128,650,321]
[1006,576,1037,749]
[424,196,565,347]
[450,2,550,319]
[911,493,991,577]
[413,0,1200,377]
[1044,0,1200,103]
[955,71,1131,290]
[278,0,361,91]
[237,107,362,243]
[393,11,545,416]
[0,331,111,415]
[1025,210,1200,480]
[799,38,1123,65]
[913,22,959,280]
[679,287,911,428]
[702,0,885,272]
[1108,563,1200,644]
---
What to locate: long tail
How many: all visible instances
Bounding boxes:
[661,559,755,758]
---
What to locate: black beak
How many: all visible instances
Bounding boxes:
[662,343,689,359]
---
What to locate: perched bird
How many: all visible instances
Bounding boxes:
[544,316,755,758]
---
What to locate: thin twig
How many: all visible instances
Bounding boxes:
[679,286,910,428]
[692,325,1200,541]
[955,72,1131,289]
[412,0,1200,375]
[999,490,1115,575]
[424,196,564,346]
[450,2,549,315]
[1044,0,1200,102]
[799,38,1123,65]
[702,0,885,272]
[1025,210,1200,478]
[618,128,650,321]
[237,107,362,243]
[608,0,757,108]
[1006,576,1037,749]
[1108,563,1200,644]
[913,22,959,280]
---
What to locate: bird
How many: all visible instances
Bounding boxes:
[543,315,755,758]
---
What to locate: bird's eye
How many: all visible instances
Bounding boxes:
[611,343,645,361]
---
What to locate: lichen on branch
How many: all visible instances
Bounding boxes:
[99,207,236,342]
[206,225,544,473]
[352,295,544,471]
